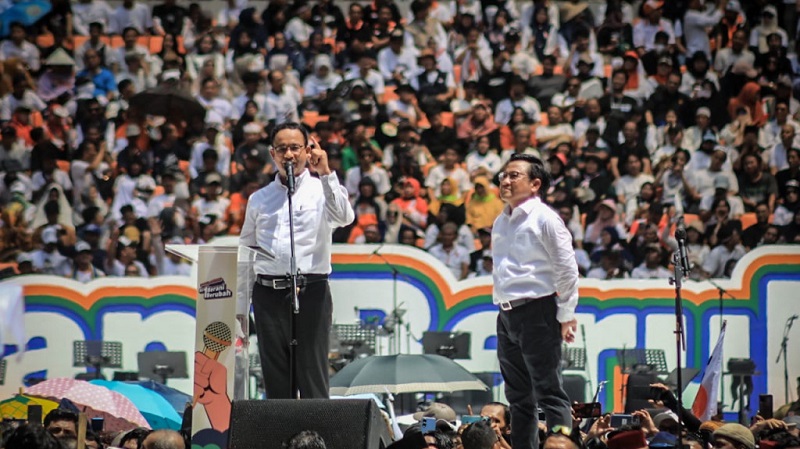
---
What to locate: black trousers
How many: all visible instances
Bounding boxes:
[251,280,332,399]
[497,295,572,449]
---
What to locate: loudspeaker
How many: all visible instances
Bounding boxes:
[625,373,659,413]
[563,375,587,403]
[229,399,391,449]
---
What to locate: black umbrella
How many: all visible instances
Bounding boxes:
[128,86,207,123]
[329,354,488,396]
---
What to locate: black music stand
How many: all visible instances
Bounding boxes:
[562,345,587,371]
[0,358,6,385]
[137,351,188,385]
[73,341,123,379]
[616,348,669,374]
[422,332,471,359]
[333,324,377,359]
[726,358,756,424]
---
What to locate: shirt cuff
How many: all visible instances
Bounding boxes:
[556,306,575,323]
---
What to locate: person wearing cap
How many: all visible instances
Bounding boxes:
[750,5,787,54]
[240,122,354,399]
[565,28,604,79]
[632,0,675,51]
[387,84,425,127]
[714,29,755,75]
[105,224,148,277]
[193,172,231,232]
[30,226,71,276]
[377,29,419,84]
[234,122,272,172]
[493,154,578,449]
[712,423,756,449]
[0,74,47,122]
[410,47,456,114]
[698,174,745,222]
[71,241,106,282]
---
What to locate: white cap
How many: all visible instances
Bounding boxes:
[126,124,141,137]
[136,176,156,191]
[75,241,92,253]
[42,227,58,244]
[696,107,711,118]
[161,69,181,81]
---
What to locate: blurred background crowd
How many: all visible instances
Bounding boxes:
[0,0,799,280]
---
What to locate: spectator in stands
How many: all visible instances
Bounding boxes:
[585,199,627,250]
[701,220,745,278]
[741,203,773,249]
[738,153,778,212]
[775,180,800,225]
[302,55,342,113]
[78,48,117,100]
[1,74,46,122]
[465,177,504,233]
[0,23,41,73]
[633,1,675,52]
[386,84,425,127]
[265,69,301,125]
[428,221,470,280]
[390,177,428,231]
[750,6,787,54]
[616,153,655,206]
[528,55,566,111]
[345,145,391,200]
[7,423,63,449]
[631,243,671,279]
[715,29,755,76]
[426,147,472,198]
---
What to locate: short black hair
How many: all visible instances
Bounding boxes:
[44,409,78,427]
[484,402,511,429]
[284,430,326,449]
[509,153,551,196]
[120,428,152,449]
[461,419,497,449]
[271,122,310,146]
[5,423,62,449]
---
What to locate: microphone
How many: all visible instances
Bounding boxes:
[791,315,799,321]
[581,324,586,339]
[675,217,691,276]
[285,161,295,195]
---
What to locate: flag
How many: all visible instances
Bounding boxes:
[692,321,727,421]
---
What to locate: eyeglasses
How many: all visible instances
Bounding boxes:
[549,425,572,436]
[498,171,528,182]
[273,144,306,155]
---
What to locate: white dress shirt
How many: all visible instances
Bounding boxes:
[240,170,355,276]
[109,2,153,34]
[428,243,470,279]
[491,196,579,322]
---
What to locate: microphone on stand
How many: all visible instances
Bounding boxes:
[675,217,691,277]
[285,161,295,195]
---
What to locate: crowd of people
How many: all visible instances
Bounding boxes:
[2,0,800,281]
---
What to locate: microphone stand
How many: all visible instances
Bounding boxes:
[669,249,687,440]
[286,163,301,399]
[705,278,737,408]
[371,245,411,354]
[776,316,796,405]
[581,324,594,396]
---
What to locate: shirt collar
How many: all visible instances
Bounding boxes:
[276,167,311,191]
[504,195,539,217]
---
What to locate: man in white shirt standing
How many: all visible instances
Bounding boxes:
[240,122,354,399]
[492,153,578,449]
[683,0,726,58]
[108,0,153,35]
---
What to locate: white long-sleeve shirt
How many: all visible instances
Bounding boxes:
[239,170,354,276]
[491,196,579,322]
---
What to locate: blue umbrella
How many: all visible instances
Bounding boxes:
[0,0,52,36]
[130,380,192,417]
[89,380,182,430]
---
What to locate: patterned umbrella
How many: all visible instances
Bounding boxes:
[0,395,59,420]
[131,380,192,416]
[25,378,149,429]
[90,380,181,430]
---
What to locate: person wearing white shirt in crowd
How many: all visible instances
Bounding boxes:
[495,76,542,126]
[345,54,386,98]
[147,171,179,218]
[631,244,672,279]
[116,52,157,92]
[427,222,470,280]
[196,79,235,123]
[75,22,112,70]
[265,69,301,125]
[566,33,605,78]
[284,3,314,47]
[106,234,149,277]
[31,227,72,276]
[492,153,578,449]
[632,0,675,51]
[714,29,755,75]
[301,55,342,111]
[426,148,473,197]
[216,0,247,30]
[535,106,574,153]
[0,23,41,72]
[386,84,425,126]
[466,135,504,179]
[682,108,715,153]
[454,28,493,82]
[700,222,746,278]
[0,76,46,121]
[573,99,607,143]
[344,146,392,200]
[377,29,419,84]
[108,0,153,35]
[682,0,726,58]
[761,101,800,152]
[240,122,354,399]
[71,241,106,282]
[698,176,745,221]
[615,154,655,205]
[233,72,268,120]
[769,123,798,174]
[690,148,739,197]
[152,234,192,276]
[72,0,114,35]
[192,174,231,233]
[190,122,232,178]
[749,5,787,54]
[109,27,152,74]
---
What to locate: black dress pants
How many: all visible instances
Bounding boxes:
[251,280,332,399]
[497,295,572,449]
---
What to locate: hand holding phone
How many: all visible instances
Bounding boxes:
[421,417,436,434]
[610,414,639,428]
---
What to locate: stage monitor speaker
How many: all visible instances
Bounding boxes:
[229,399,391,449]
[563,375,587,403]
[625,372,660,413]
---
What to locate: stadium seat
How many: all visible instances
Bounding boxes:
[383,85,399,103]
[302,112,328,129]
[56,160,70,173]
[148,36,164,54]
[440,112,454,127]
[740,213,757,230]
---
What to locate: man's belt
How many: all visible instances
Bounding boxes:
[256,274,329,290]
[498,293,557,311]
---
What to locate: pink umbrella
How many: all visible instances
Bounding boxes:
[25,378,150,430]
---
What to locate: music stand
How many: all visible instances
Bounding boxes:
[333,324,378,359]
[726,358,756,424]
[562,345,587,371]
[616,348,669,374]
[0,358,6,385]
[137,351,188,385]
[73,341,123,379]
[422,332,471,359]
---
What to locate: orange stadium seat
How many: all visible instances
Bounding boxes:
[383,85,399,103]
[56,160,70,173]
[740,213,757,230]
[440,112,454,127]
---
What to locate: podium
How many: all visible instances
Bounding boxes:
[167,244,272,449]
